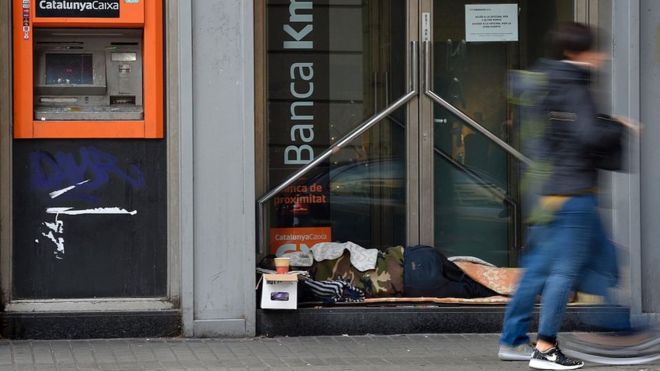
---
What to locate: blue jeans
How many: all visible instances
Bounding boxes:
[500,195,623,346]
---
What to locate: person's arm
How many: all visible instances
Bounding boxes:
[613,115,641,134]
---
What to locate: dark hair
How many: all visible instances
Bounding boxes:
[547,22,595,60]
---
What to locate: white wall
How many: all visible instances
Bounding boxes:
[640,0,660,316]
[186,0,256,336]
[608,0,641,317]
[609,0,660,321]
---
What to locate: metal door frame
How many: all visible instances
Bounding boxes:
[416,0,533,247]
[256,0,597,255]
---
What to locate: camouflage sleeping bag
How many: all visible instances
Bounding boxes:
[310,245,404,298]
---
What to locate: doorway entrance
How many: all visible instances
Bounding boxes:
[257,0,575,268]
[425,0,574,266]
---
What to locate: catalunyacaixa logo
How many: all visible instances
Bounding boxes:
[36,0,120,18]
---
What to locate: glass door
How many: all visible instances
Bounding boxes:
[422,0,575,266]
[258,0,576,268]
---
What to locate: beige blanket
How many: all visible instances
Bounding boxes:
[454,261,521,296]
[364,296,510,305]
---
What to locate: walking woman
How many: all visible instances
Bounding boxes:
[497,22,635,370]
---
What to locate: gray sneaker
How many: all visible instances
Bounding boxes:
[498,343,535,361]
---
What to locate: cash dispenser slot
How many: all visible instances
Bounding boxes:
[111,96,136,105]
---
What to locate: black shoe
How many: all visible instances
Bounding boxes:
[529,346,584,370]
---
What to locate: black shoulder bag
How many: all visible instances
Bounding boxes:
[592,114,626,171]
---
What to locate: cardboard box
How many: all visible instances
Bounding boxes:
[260,273,298,310]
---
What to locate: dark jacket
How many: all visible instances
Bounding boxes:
[531,59,624,195]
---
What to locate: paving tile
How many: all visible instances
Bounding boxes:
[12,343,34,365]
[49,342,73,360]
[29,343,52,365]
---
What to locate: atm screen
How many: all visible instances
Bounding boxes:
[45,54,94,85]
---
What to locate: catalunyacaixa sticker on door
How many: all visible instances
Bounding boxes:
[270,226,332,257]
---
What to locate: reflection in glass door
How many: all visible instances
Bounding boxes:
[428,0,574,266]
[261,0,411,257]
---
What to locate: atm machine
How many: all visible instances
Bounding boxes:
[13,0,163,138]
[33,28,144,121]
[8,1,169,319]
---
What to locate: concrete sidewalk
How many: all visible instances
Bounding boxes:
[0,334,657,371]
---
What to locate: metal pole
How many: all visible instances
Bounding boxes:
[258,90,417,206]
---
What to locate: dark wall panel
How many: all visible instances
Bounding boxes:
[13,140,167,299]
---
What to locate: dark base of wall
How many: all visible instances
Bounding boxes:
[1,310,181,339]
[257,305,629,336]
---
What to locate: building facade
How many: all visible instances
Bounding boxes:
[0,0,658,338]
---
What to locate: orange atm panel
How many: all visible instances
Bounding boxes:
[13,0,163,138]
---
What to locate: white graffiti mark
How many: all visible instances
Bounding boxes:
[43,213,63,233]
[49,179,91,199]
[46,207,138,216]
[37,206,137,260]
[41,230,65,260]
[38,211,66,259]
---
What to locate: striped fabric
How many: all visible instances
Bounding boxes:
[301,278,365,304]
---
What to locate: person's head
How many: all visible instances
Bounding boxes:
[547,22,606,68]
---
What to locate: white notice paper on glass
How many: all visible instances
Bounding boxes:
[465,4,518,42]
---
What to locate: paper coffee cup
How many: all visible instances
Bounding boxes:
[274,257,290,274]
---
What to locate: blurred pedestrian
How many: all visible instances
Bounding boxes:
[497,22,634,370]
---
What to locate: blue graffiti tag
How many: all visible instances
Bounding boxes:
[30,146,145,200]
